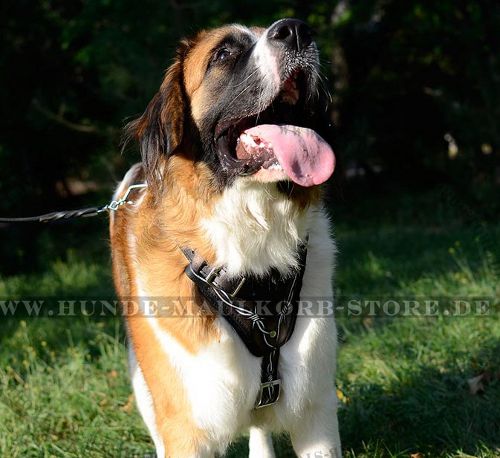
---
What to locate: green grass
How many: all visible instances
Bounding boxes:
[0,191,499,457]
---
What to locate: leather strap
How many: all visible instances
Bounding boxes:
[255,349,281,408]
[181,242,307,408]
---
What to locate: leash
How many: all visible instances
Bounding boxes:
[0,183,147,224]
[2,178,307,410]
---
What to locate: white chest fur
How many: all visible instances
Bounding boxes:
[131,180,339,455]
[201,181,311,276]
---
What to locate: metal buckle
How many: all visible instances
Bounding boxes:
[254,379,281,409]
[205,266,222,284]
[205,267,245,296]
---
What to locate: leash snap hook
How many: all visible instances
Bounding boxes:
[105,183,148,212]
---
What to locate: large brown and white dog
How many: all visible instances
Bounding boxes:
[110,18,341,458]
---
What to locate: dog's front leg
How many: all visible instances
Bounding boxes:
[290,390,342,458]
[248,427,275,458]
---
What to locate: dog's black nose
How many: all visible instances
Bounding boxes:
[267,19,312,52]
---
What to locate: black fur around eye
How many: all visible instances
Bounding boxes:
[213,47,231,63]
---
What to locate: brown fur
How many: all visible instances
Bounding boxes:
[111,24,323,457]
[112,31,225,451]
[111,158,221,456]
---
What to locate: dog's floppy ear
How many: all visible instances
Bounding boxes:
[125,54,186,193]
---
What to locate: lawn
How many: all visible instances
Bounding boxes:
[0,189,498,458]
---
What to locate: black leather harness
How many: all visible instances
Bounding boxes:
[181,243,307,408]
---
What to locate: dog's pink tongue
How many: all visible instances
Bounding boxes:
[243,124,335,187]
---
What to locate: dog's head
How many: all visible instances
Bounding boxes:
[127,19,335,194]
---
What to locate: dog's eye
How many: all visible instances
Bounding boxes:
[213,47,231,63]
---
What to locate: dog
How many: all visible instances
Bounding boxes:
[110,18,341,458]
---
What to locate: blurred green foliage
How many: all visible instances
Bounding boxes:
[0,0,499,272]
[333,1,499,192]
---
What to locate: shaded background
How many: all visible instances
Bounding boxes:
[0,0,498,272]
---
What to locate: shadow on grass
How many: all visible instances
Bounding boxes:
[0,264,118,363]
[339,342,500,457]
[225,340,500,458]
[335,225,499,297]
[2,302,498,456]
[1,188,497,457]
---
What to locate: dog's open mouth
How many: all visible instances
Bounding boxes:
[216,72,335,187]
